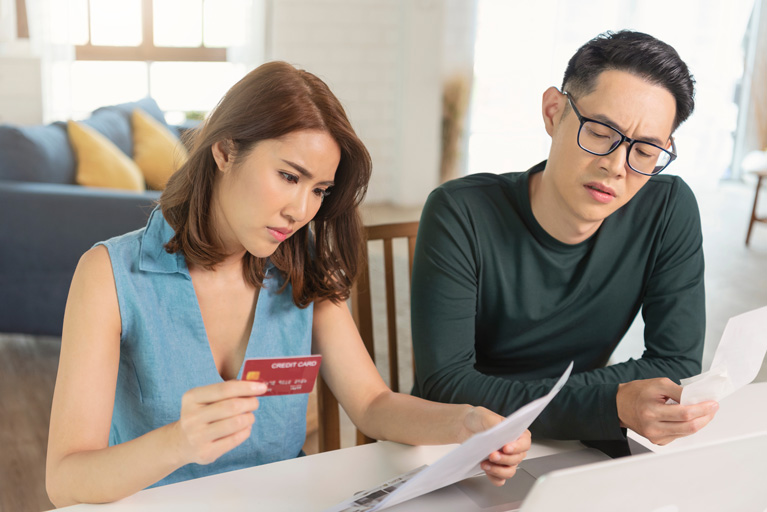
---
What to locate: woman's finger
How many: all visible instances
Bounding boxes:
[201,411,256,443]
[185,380,267,406]
[195,424,254,465]
[194,396,261,424]
[489,450,527,467]
[481,460,518,484]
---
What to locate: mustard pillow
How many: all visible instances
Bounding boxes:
[132,108,188,190]
[68,121,145,192]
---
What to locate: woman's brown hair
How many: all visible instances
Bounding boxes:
[160,61,372,307]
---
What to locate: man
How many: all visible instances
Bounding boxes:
[411,30,718,446]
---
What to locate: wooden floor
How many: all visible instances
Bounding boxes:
[0,335,59,512]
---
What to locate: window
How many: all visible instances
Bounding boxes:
[74,0,227,62]
[50,0,252,122]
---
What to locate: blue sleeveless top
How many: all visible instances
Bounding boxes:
[98,207,313,487]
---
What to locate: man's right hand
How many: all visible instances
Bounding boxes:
[616,378,718,445]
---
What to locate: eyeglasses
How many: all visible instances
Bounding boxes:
[563,92,677,176]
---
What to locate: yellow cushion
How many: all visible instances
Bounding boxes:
[68,121,145,192]
[132,108,188,190]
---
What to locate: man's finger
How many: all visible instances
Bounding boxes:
[653,400,718,423]
[647,378,683,403]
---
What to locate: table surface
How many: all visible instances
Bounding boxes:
[55,438,581,511]
[55,382,767,512]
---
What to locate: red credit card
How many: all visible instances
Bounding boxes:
[241,355,322,396]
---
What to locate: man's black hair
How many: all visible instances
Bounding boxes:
[562,30,695,131]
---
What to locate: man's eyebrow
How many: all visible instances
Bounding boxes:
[589,113,666,146]
[281,159,335,186]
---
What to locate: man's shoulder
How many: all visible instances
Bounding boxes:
[431,171,524,203]
[638,173,694,197]
[615,174,700,244]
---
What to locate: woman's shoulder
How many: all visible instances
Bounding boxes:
[78,244,112,273]
[97,225,148,252]
[70,245,119,310]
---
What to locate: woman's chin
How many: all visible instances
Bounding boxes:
[246,243,280,259]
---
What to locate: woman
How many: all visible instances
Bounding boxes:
[46,61,530,506]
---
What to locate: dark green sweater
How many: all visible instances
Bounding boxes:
[411,162,705,441]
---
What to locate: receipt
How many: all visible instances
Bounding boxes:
[680,305,767,405]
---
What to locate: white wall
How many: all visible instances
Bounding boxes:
[0,0,477,203]
[267,0,475,206]
[0,55,42,124]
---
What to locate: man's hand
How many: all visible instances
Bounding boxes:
[616,378,718,445]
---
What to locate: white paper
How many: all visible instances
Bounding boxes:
[324,362,573,512]
[680,305,767,405]
[324,466,427,512]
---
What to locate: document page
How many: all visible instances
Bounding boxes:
[324,362,573,512]
[680,305,767,405]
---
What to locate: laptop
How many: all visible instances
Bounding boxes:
[518,432,767,512]
[384,433,767,512]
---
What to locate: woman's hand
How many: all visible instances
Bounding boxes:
[461,406,532,486]
[171,380,267,466]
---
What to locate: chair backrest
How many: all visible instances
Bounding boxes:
[316,221,420,452]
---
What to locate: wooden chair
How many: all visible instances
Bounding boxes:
[316,221,420,452]
[746,170,767,246]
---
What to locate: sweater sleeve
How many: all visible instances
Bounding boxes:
[410,179,705,441]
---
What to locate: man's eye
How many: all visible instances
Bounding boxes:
[587,127,610,139]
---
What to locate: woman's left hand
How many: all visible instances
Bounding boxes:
[461,406,532,486]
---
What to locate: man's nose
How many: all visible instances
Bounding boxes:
[600,142,630,178]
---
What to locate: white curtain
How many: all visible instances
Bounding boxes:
[226,0,266,71]
[23,0,75,122]
[0,0,18,42]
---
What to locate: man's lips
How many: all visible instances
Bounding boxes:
[267,227,293,242]
[584,182,617,204]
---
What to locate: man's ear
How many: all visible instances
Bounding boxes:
[211,140,233,173]
[542,87,566,137]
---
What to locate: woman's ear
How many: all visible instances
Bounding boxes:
[211,140,233,173]
[542,87,566,137]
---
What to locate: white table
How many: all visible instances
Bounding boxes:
[56,383,767,511]
[55,439,581,511]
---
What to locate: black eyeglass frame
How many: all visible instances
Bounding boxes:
[563,92,677,176]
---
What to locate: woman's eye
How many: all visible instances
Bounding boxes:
[314,188,331,198]
[280,172,299,184]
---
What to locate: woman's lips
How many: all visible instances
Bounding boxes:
[267,227,292,242]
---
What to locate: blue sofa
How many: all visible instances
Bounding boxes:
[0,98,175,336]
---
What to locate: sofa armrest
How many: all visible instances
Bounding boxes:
[0,182,161,336]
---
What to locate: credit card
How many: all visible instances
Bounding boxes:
[241,355,322,396]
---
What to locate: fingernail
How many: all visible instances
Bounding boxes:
[251,382,267,393]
